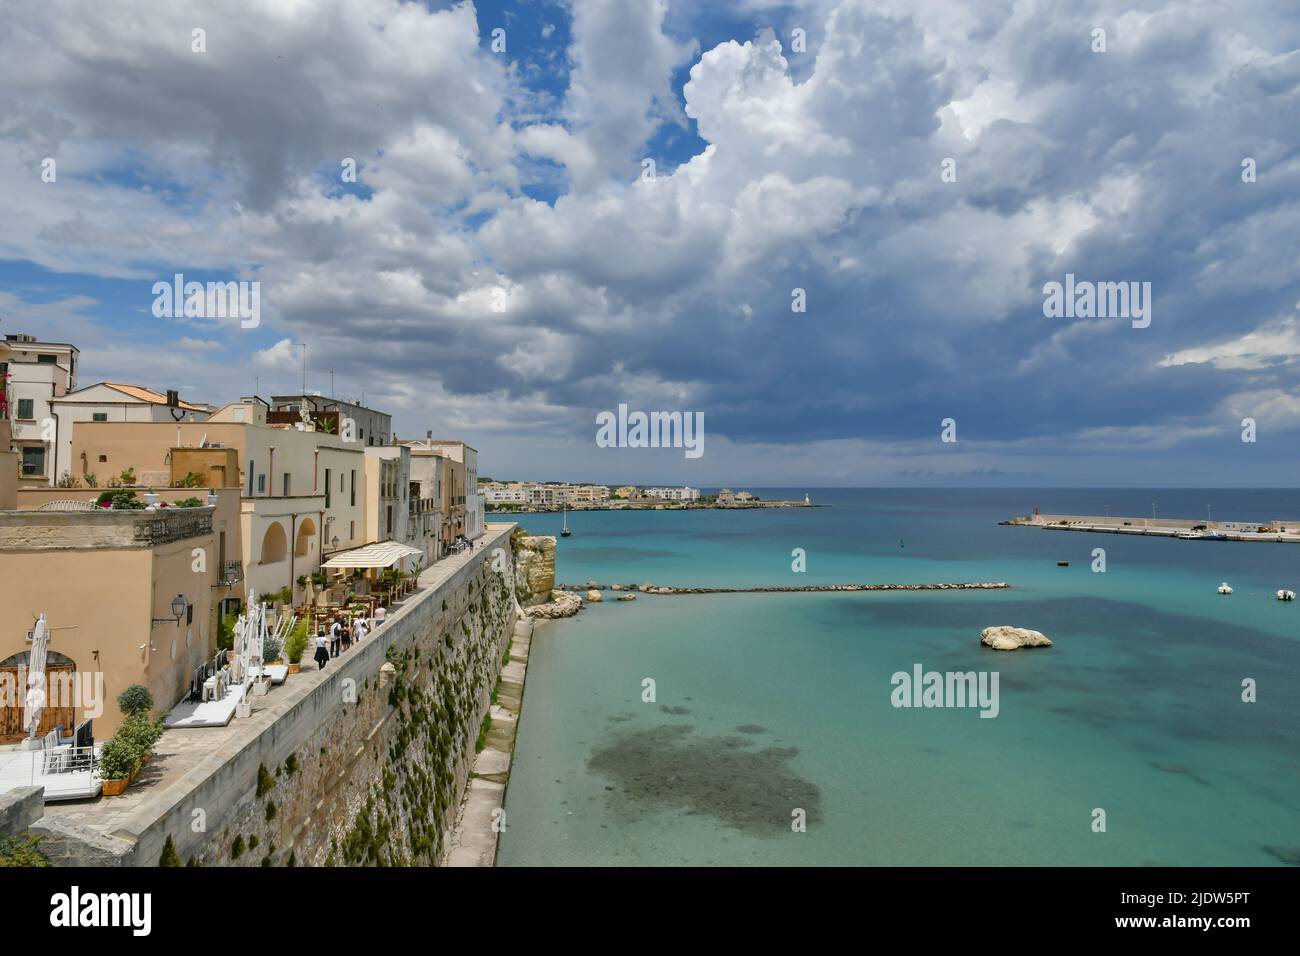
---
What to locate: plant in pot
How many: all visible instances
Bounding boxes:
[119,712,163,767]
[262,631,284,666]
[97,736,140,796]
[285,618,309,674]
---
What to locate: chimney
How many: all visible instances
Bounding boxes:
[426,430,432,440]
[166,389,179,406]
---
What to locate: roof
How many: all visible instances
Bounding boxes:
[104,383,208,410]
[59,382,208,411]
[321,541,423,569]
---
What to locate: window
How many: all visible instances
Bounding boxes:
[21,446,45,476]
[324,468,331,507]
[36,354,57,364]
[16,398,34,420]
[350,470,356,506]
[92,412,108,422]
[283,473,290,496]
[248,460,255,496]
[349,521,355,540]
[257,473,266,494]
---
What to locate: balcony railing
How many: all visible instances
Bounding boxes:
[217,559,244,586]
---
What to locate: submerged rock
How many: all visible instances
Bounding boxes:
[617,593,636,601]
[980,625,1052,650]
[586,589,602,603]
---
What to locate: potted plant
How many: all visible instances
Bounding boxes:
[98,736,139,796]
[119,711,163,767]
[285,618,309,674]
[206,488,218,507]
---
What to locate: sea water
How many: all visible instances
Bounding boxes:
[495,489,1300,866]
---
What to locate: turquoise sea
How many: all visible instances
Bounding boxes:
[495,490,1300,866]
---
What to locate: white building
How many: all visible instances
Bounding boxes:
[1,332,79,486]
[642,486,700,502]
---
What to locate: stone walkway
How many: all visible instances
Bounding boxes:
[444,613,533,866]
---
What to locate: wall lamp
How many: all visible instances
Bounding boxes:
[153,594,189,627]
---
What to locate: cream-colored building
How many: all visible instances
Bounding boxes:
[70,398,367,605]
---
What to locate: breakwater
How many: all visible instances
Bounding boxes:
[1004,513,1300,543]
[557,582,1009,594]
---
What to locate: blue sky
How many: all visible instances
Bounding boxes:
[2,0,1299,486]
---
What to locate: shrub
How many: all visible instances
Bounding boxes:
[98,735,140,781]
[174,496,203,508]
[117,684,154,716]
[95,489,145,510]
[83,472,98,488]
[119,712,163,755]
[262,631,283,663]
[119,468,136,485]
[256,763,276,797]
[285,619,309,664]
[0,835,51,867]
[175,471,204,488]
[159,835,182,867]
[218,611,237,651]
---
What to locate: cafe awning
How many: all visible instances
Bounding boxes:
[321,541,424,569]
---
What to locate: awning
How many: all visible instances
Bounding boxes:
[321,541,424,569]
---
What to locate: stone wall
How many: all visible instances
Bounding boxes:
[21,524,520,867]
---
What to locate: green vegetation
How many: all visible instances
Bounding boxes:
[174,496,204,508]
[231,835,245,859]
[285,753,299,776]
[175,471,205,488]
[159,835,182,867]
[95,489,145,510]
[0,835,51,867]
[98,712,162,780]
[475,712,491,753]
[218,611,238,651]
[256,763,276,798]
[117,684,153,716]
[285,618,309,664]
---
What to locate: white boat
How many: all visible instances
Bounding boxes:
[1217,582,1233,595]
[1176,531,1204,540]
[560,506,571,537]
[1277,589,1295,602]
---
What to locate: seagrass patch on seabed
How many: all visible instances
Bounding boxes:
[587,723,820,834]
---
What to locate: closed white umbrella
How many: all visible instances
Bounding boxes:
[24,613,49,740]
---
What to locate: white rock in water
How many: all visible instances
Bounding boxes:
[611,583,623,591]
[618,593,636,601]
[639,582,655,592]
[586,589,602,602]
[980,625,1052,650]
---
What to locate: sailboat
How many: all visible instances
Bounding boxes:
[560,505,572,537]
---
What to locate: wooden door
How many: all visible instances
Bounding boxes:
[0,664,76,743]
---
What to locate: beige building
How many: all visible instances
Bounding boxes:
[0,504,216,739]
[49,382,210,487]
[1,332,79,487]
[70,398,367,605]
[402,438,480,544]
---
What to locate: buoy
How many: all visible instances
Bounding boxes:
[1217,582,1233,595]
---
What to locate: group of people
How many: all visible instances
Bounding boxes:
[313,605,386,670]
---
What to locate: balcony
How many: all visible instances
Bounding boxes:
[216,559,243,587]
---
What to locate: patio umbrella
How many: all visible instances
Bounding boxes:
[24,613,49,740]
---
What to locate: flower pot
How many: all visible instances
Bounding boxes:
[102,777,129,796]
[207,494,218,507]
[144,492,159,506]
[287,663,301,675]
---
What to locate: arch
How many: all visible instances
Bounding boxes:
[295,516,317,558]
[259,521,288,564]
[0,649,75,669]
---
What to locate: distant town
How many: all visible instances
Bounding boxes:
[481,480,813,512]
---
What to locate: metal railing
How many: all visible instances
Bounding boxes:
[0,744,100,794]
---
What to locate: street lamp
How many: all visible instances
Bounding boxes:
[153,594,189,627]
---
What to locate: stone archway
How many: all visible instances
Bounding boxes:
[295,516,317,558]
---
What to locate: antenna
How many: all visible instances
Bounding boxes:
[329,369,335,399]
[298,342,308,394]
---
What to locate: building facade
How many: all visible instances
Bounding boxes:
[1,332,79,488]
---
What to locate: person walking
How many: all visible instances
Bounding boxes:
[313,629,330,670]
[353,615,368,644]
[373,605,386,628]
[329,618,342,658]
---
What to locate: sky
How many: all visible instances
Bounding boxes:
[1,0,1298,487]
